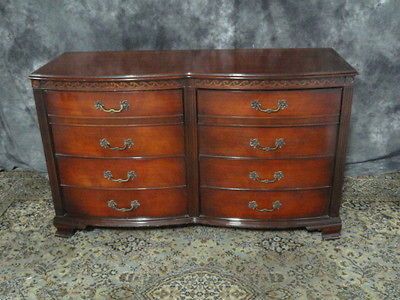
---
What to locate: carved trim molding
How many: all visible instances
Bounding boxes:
[30,79,184,90]
[31,76,354,91]
[193,76,354,89]
[31,80,41,88]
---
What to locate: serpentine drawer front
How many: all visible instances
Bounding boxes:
[30,48,357,240]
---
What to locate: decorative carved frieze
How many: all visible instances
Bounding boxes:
[30,79,184,90]
[192,76,354,89]
[30,76,354,91]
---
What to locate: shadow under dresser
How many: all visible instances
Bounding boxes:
[30,48,357,240]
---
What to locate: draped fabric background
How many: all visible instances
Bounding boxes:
[0,0,399,175]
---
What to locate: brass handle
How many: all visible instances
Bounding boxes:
[104,170,136,183]
[251,99,288,113]
[108,200,140,212]
[95,100,129,113]
[100,138,134,151]
[250,138,285,152]
[248,200,282,212]
[249,171,284,183]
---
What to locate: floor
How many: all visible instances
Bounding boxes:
[0,170,399,299]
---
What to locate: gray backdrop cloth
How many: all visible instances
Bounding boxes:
[0,0,399,175]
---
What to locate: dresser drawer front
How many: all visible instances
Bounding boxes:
[62,187,187,218]
[200,157,333,189]
[199,125,337,158]
[45,90,182,117]
[198,89,341,117]
[52,125,184,157]
[57,157,185,188]
[200,189,330,219]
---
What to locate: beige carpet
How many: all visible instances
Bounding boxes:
[0,170,399,299]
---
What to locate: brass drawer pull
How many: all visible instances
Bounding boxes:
[95,100,129,113]
[100,138,134,151]
[104,170,137,183]
[250,138,285,152]
[248,200,282,212]
[108,200,140,212]
[251,99,288,113]
[249,170,284,183]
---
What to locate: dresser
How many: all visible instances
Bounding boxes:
[30,49,357,240]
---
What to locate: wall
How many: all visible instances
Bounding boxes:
[1,0,399,175]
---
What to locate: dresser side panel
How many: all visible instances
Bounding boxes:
[330,86,354,217]
[33,89,64,215]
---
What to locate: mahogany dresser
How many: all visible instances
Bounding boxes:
[30,49,357,240]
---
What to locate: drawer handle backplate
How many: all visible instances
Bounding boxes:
[249,170,284,183]
[250,138,285,152]
[251,99,288,113]
[104,170,137,183]
[95,100,129,113]
[108,200,140,212]
[100,138,134,151]
[248,200,282,212]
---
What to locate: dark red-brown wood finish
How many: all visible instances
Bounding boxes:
[30,48,357,239]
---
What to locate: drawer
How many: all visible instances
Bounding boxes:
[57,157,185,188]
[197,89,341,117]
[62,187,187,218]
[199,125,337,158]
[200,157,333,189]
[200,188,330,219]
[45,90,182,117]
[52,124,184,157]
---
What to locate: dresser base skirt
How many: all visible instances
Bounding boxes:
[53,215,342,240]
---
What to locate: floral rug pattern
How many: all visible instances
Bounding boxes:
[0,171,399,299]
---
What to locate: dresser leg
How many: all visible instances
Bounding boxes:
[306,223,342,240]
[55,225,76,238]
[320,224,342,240]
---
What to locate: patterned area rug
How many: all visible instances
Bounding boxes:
[0,171,399,299]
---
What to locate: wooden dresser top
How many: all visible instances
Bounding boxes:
[30,48,357,81]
